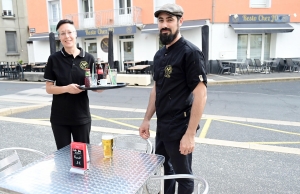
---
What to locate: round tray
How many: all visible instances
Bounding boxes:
[78,83,128,90]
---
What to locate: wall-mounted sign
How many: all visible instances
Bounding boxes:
[101,38,109,53]
[229,14,290,24]
[77,25,136,37]
[29,28,36,33]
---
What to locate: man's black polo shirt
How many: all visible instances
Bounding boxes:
[44,47,95,125]
[153,37,207,141]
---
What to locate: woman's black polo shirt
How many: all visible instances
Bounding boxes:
[44,47,95,125]
[153,37,207,141]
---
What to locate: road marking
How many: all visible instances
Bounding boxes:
[250,142,300,145]
[199,118,211,138]
[215,119,300,136]
[91,114,156,134]
[0,115,299,155]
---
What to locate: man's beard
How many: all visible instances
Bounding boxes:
[159,28,179,45]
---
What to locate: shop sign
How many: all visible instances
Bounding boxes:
[77,25,136,37]
[229,14,290,23]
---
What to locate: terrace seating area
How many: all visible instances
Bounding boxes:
[216,58,300,76]
[0,62,46,80]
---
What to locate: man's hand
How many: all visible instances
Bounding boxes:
[139,121,150,139]
[179,132,195,155]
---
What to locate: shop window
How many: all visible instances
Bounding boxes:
[250,0,271,8]
[5,31,18,54]
[2,0,14,16]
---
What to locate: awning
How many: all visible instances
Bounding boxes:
[28,33,59,41]
[142,19,206,34]
[230,23,294,33]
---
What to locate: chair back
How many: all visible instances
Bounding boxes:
[254,59,262,66]
[0,147,46,178]
[271,58,280,67]
[286,58,294,67]
[99,134,153,154]
[149,174,209,194]
[217,60,223,68]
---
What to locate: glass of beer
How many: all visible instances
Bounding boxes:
[102,134,114,158]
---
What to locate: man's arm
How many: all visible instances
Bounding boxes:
[179,82,207,155]
[45,81,83,95]
[139,83,156,139]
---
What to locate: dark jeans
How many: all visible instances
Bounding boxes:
[155,133,194,194]
[51,122,91,150]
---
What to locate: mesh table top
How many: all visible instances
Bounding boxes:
[0,144,165,194]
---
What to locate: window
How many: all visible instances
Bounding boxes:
[250,0,271,8]
[5,31,18,54]
[119,0,131,15]
[82,0,93,18]
[2,0,13,16]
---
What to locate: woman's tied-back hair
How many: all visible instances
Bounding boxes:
[56,19,74,31]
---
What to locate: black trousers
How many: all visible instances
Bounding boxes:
[155,133,194,194]
[51,122,91,150]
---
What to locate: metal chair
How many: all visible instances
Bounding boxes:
[254,59,264,72]
[238,59,249,74]
[269,58,281,73]
[217,60,231,74]
[146,174,209,194]
[99,134,153,154]
[0,147,46,178]
[284,58,299,72]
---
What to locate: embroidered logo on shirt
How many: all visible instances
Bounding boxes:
[199,75,203,81]
[164,65,172,78]
[79,61,89,69]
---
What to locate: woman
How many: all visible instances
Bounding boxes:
[44,19,98,150]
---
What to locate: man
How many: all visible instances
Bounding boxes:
[139,3,207,194]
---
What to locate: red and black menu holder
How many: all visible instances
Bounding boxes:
[70,142,90,175]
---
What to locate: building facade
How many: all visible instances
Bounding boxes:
[26,0,300,72]
[0,0,29,64]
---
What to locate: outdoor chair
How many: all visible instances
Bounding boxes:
[124,62,132,74]
[284,58,299,72]
[99,134,153,154]
[254,59,264,72]
[0,147,46,178]
[5,63,18,80]
[217,60,231,74]
[237,59,249,74]
[145,174,209,194]
[269,58,281,73]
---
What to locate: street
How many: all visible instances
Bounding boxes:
[0,80,300,193]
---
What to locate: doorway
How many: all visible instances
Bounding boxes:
[119,38,134,72]
[237,34,271,61]
[84,39,97,60]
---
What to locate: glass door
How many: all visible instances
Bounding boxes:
[84,40,97,60]
[237,34,270,61]
[237,34,248,60]
[120,39,134,72]
[250,34,262,60]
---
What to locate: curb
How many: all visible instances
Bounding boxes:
[0,104,48,116]
[208,76,300,85]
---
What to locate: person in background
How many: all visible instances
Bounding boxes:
[44,19,100,150]
[139,3,207,194]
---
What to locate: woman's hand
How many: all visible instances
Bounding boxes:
[68,84,83,94]
[92,90,104,93]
